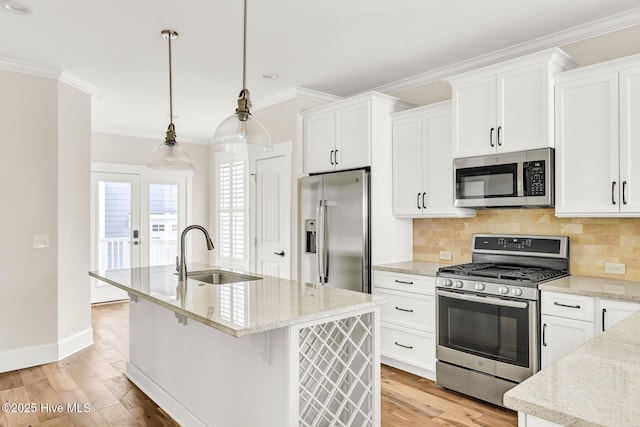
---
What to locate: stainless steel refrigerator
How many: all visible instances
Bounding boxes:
[300,168,370,293]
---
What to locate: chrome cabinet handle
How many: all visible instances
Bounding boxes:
[612,181,617,205]
[395,279,413,285]
[489,127,495,147]
[394,342,413,350]
[623,181,628,205]
[422,192,427,209]
[334,149,338,164]
[273,251,285,257]
[394,306,414,313]
[542,323,547,347]
[329,150,334,165]
[497,126,502,146]
[602,308,607,332]
[554,301,580,309]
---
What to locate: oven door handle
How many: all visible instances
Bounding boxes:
[437,289,528,309]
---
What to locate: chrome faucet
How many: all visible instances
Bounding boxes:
[177,225,214,281]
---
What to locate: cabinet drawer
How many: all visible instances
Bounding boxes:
[381,324,435,371]
[374,288,434,333]
[541,291,595,322]
[373,270,435,295]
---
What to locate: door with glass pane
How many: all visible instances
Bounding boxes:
[91,172,140,303]
[91,170,187,303]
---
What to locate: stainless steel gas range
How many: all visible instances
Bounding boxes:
[435,234,569,407]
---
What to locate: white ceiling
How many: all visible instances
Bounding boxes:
[2,0,640,144]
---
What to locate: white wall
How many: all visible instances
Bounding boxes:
[0,70,93,372]
[91,132,210,263]
[57,82,92,354]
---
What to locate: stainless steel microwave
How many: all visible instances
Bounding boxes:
[453,147,554,208]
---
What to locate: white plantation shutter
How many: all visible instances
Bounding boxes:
[216,154,249,268]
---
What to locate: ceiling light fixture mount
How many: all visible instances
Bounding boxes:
[147,29,195,170]
[212,0,272,152]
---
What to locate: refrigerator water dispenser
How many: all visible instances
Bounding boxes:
[305,219,316,253]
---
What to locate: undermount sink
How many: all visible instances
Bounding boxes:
[187,270,262,285]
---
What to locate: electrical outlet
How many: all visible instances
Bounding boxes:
[439,251,452,261]
[604,262,626,275]
[33,234,49,249]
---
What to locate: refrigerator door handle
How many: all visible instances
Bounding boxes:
[316,200,327,284]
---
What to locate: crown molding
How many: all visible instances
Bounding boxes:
[0,56,61,79]
[0,56,98,95]
[253,87,342,110]
[91,125,212,146]
[59,72,99,95]
[375,7,640,94]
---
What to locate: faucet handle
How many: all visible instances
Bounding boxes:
[176,256,179,272]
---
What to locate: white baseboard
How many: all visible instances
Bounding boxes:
[125,362,207,427]
[0,328,94,373]
[381,356,436,381]
[58,327,93,360]
[0,342,58,373]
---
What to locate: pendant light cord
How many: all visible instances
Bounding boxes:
[168,32,174,124]
[242,0,247,90]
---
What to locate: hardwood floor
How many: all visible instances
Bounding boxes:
[1,302,517,426]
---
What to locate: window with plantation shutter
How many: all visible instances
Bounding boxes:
[216,154,249,269]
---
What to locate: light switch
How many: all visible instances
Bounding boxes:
[33,234,50,249]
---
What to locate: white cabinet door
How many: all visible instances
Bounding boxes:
[303,111,335,174]
[452,75,497,158]
[555,72,620,215]
[497,64,548,154]
[335,101,370,170]
[540,314,595,368]
[619,66,640,213]
[392,115,423,215]
[597,298,640,334]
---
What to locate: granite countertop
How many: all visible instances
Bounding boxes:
[504,309,640,426]
[372,260,443,277]
[540,275,640,302]
[89,263,384,338]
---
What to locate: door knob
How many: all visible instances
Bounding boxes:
[274,251,285,257]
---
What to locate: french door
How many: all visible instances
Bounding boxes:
[90,166,188,303]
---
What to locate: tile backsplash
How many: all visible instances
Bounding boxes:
[413,209,640,281]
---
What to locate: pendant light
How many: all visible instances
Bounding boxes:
[147,30,195,170]
[212,0,272,152]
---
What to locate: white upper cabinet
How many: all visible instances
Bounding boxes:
[303,92,412,175]
[448,48,573,159]
[555,54,640,217]
[392,102,475,218]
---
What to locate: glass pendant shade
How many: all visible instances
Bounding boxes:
[147,141,195,170]
[213,112,271,152]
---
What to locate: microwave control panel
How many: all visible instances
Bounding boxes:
[523,160,545,196]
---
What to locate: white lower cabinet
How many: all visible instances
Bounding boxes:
[373,270,436,379]
[519,413,564,427]
[541,290,640,368]
[597,298,640,333]
[540,291,595,369]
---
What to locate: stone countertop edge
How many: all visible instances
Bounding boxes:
[88,270,386,338]
[503,309,640,426]
[372,260,443,277]
[540,275,640,302]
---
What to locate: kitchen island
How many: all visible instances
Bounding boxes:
[89,264,384,427]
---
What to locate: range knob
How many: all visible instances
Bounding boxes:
[511,288,523,296]
[474,282,485,291]
[443,279,453,287]
[498,286,509,295]
[455,280,464,288]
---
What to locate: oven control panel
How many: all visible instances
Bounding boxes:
[437,277,538,300]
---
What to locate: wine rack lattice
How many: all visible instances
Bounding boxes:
[298,313,373,427]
